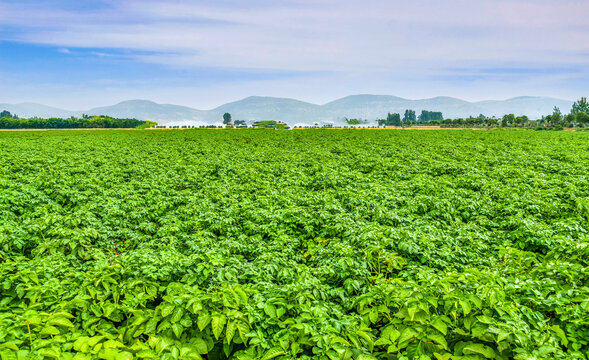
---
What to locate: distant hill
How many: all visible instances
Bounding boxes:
[0,102,79,118]
[0,95,574,125]
[88,100,206,123]
[211,96,322,123]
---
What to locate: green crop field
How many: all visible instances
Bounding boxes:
[0,129,588,360]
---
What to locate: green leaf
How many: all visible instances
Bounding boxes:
[374,337,391,346]
[171,307,184,323]
[1,343,19,351]
[46,317,74,327]
[172,323,184,338]
[39,348,60,359]
[223,344,233,358]
[407,307,418,321]
[433,353,452,360]
[226,319,236,344]
[459,300,471,316]
[197,314,211,331]
[73,337,90,352]
[397,328,417,345]
[369,308,378,323]
[145,318,159,334]
[193,338,208,355]
[497,329,510,342]
[462,343,496,358]
[550,325,568,347]
[136,350,158,359]
[427,334,448,350]
[432,318,447,335]
[261,347,285,360]
[103,340,124,349]
[115,352,133,360]
[357,355,377,360]
[476,315,494,325]
[331,336,351,346]
[386,328,401,343]
[236,320,250,344]
[131,316,148,327]
[235,287,248,305]
[88,336,105,347]
[155,337,173,354]
[39,326,60,335]
[211,314,227,340]
[264,303,277,318]
[180,346,204,360]
[160,303,175,318]
[357,330,374,352]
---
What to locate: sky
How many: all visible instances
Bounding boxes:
[0,0,588,110]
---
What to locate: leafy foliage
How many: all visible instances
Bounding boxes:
[418,111,443,122]
[223,113,232,125]
[0,129,588,359]
[0,114,154,129]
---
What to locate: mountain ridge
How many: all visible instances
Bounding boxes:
[1,95,574,125]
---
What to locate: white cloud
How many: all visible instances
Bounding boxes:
[1,0,588,106]
[2,0,588,69]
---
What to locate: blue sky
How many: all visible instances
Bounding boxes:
[1,0,588,109]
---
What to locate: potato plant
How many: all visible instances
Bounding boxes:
[0,129,588,360]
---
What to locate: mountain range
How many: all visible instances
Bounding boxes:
[0,95,573,126]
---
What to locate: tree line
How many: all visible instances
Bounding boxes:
[378,110,443,126]
[0,112,156,129]
[376,97,589,128]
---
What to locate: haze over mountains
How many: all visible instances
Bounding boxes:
[0,95,573,126]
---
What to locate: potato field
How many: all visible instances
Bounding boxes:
[0,129,588,360]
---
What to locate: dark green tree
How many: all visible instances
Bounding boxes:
[0,115,151,129]
[377,113,401,126]
[387,112,401,126]
[514,115,529,127]
[571,97,589,115]
[576,112,589,125]
[418,110,443,122]
[222,113,232,125]
[403,110,416,123]
[550,107,562,125]
[0,110,14,118]
[501,114,515,127]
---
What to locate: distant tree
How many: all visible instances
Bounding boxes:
[388,113,401,126]
[501,114,515,127]
[564,113,576,126]
[378,113,401,126]
[0,115,151,129]
[514,115,529,127]
[0,110,13,118]
[571,97,589,115]
[418,110,443,122]
[222,113,232,125]
[550,107,562,125]
[576,112,589,126]
[403,109,416,123]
